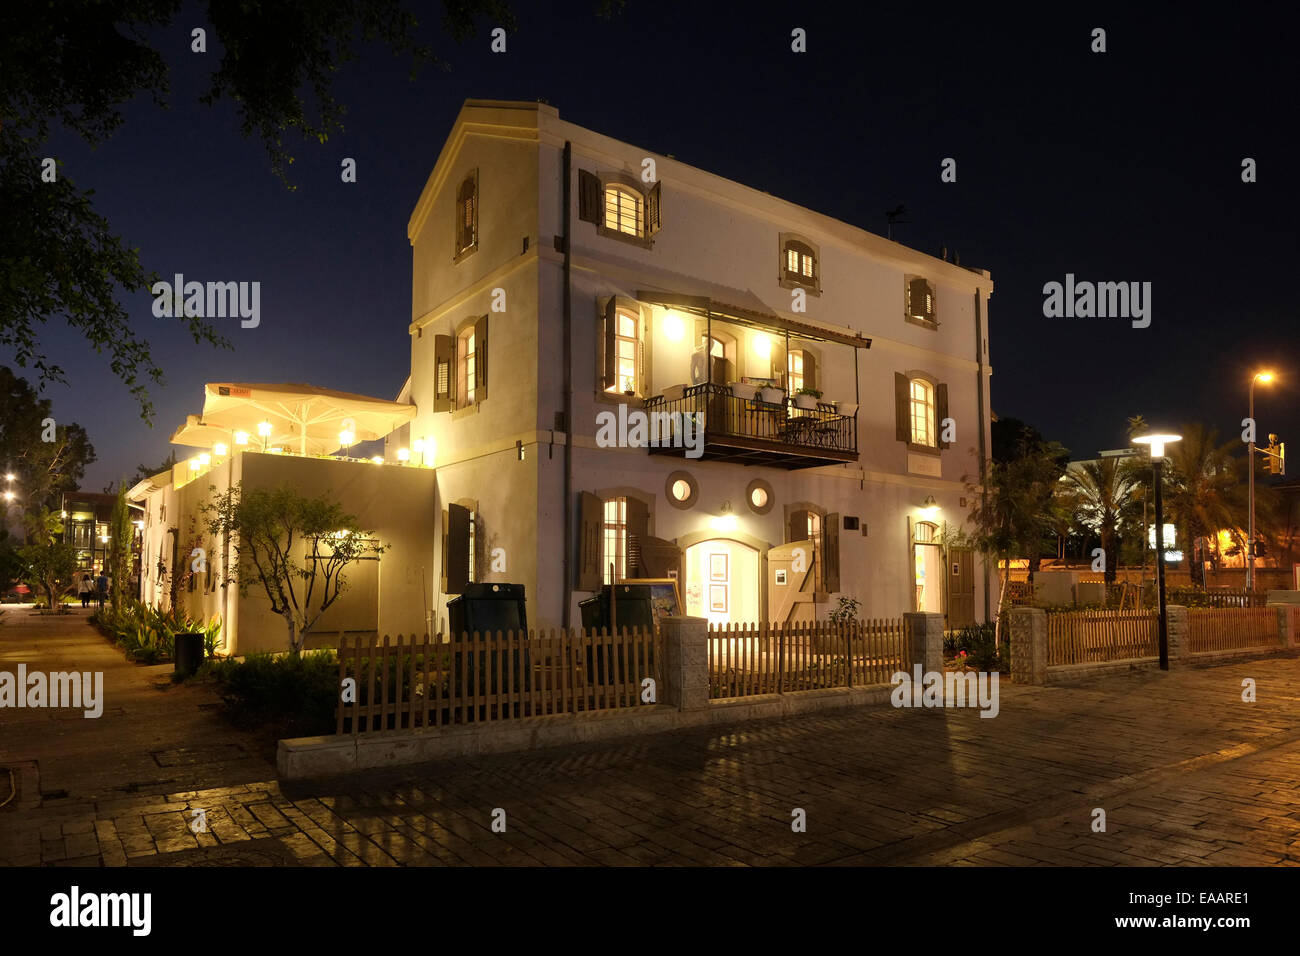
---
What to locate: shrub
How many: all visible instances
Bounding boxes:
[91,601,221,664]
[948,621,1007,673]
[199,651,339,737]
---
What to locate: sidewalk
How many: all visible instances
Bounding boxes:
[4,604,1300,866]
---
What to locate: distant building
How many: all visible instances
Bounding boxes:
[60,490,144,592]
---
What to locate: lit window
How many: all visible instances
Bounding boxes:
[602,497,627,584]
[750,487,768,509]
[604,186,643,237]
[464,332,476,403]
[910,379,935,447]
[788,350,805,393]
[781,238,817,288]
[608,310,639,395]
[671,480,691,502]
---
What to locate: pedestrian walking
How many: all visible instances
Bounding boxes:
[78,574,93,609]
[95,571,108,610]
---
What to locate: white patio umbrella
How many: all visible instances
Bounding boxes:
[171,383,416,457]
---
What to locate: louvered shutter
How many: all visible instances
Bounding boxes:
[936,383,950,448]
[895,372,911,442]
[787,508,809,543]
[445,504,470,594]
[646,181,662,237]
[578,170,601,224]
[824,514,841,592]
[625,497,648,578]
[578,492,603,591]
[434,335,454,413]
[474,315,489,402]
[602,298,617,391]
[803,351,818,393]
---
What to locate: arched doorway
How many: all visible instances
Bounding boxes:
[683,538,760,626]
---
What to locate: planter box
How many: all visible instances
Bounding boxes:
[728,382,758,401]
[759,387,785,405]
[835,402,858,416]
[793,394,819,410]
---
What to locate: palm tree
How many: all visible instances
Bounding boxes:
[1065,457,1140,583]
[1146,424,1247,588]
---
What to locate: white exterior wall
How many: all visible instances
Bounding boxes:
[135,452,436,655]
[407,100,996,632]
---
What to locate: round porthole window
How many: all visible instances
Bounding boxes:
[665,471,699,510]
[746,478,774,515]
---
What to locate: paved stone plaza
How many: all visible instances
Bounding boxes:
[3,608,1299,866]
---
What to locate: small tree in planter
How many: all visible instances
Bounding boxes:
[202,483,387,655]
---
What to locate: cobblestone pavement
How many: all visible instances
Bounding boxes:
[3,607,1300,866]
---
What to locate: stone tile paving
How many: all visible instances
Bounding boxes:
[4,606,1300,866]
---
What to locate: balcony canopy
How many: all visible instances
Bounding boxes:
[635,283,871,349]
[169,382,416,456]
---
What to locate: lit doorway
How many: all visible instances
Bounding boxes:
[913,520,943,613]
[684,538,760,626]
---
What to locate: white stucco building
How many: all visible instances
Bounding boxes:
[394,99,997,632]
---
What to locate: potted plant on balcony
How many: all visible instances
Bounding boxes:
[729,381,758,401]
[758,384,785,405]
[793,387,822,410]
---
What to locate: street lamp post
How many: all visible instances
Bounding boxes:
[1133,432,1182,671]
[1247,371,1274,593]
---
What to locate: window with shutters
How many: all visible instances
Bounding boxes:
[910,379,935,447]
[454,170,478,262]
[578,169,662,248]
[441,315,488,412]
[601,298,648,399]
[895,371,949,454]
[905,275,937,328]
[602,497,627,584]
[778,233,821,295]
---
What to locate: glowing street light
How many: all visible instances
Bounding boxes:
[339,428,356,457]
[257,420,273,452]
[213,442,228,457]
[1247,370,1276,591]
[1132,430,1182,670]
[233,430,250,446]
[397,447,410,463]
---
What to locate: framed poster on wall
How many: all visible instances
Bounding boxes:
[709,553,728,581]
[709,584,728,613]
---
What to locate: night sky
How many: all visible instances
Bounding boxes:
[13,3,1299,489]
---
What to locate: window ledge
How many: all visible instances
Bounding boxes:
[779,274,821,295]
[453,242,479,264]
[450,402,483,421]
[595,224,653,250]
[905,441,941,456]
[905,315,939,330]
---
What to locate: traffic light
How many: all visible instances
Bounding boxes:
[1264,435,1285,475]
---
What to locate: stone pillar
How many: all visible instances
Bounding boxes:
[659,616,709,711]
[903,612,944,674]
[1275,605,1298,649]
[1165,605,1188,664]
[1008,606,1046,684]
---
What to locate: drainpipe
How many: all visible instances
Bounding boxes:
[562,141,574,628]
[974,287,990,622]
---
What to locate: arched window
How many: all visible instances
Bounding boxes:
[909,378,935,447]
[604,185,644,237]
[914,520,938,543]
[779,233,821,294]
[455,171,478,259]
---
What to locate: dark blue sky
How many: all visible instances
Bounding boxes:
[14,2,1299,488]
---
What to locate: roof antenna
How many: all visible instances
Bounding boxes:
[885,204,909,241]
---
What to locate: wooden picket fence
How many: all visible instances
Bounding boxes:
[335,628,659,735]
[1186,607,1279,653]
[708,619,908,699]
[1047,610,1158,665]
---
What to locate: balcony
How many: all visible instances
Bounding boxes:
[642,383,858,469]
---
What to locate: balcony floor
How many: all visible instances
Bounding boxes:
[648,434,858,470]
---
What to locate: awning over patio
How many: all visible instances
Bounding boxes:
[169,382,417,457]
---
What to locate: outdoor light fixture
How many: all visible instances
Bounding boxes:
[99,534,110,543]
[711,513,739,532]
[213,442,228,456]
[188,458,201,471]
[397,447,410,462]
[2,491,13,502]
[1246,370,1276,591]
[663,311,684,341]
[752,334,771,359]
[133,520,143,529]
[1133,430,1182,670]
[233,430,250,446]
[920,495,940,516]
[4,473,13,481]
[198,453,211,466]
[370,455,384,465]
[257,420,272,452]
[339,428,356,454]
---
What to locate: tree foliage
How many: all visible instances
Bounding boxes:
[0,366,96,511]
[1,0,514,419]
[202,482,386,654]
[108,482,134,610]
[19,509,78,611]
